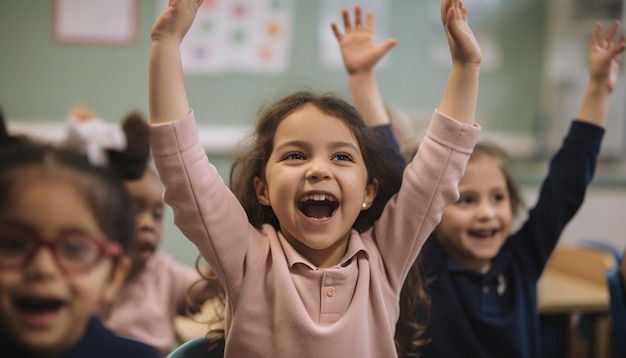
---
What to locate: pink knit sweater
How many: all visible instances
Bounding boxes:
[150,110,479,357]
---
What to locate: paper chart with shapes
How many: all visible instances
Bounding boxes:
[160,0,294,74]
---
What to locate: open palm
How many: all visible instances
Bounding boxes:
[331,5,397,75]
[589,21,626,93]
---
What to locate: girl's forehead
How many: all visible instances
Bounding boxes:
[275,106,358,144]
[462,156,507,186]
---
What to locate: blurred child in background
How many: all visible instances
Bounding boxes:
[62,106,215,357]
[404,21,625,358]
[0,113,159,357]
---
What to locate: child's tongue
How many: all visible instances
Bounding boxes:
[302,203,332,219]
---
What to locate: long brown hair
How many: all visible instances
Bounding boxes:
[229,91,402,233]
[186,255,226,354]
[395,255,432,357]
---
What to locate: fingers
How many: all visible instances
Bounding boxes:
[334,4,374,39]
[441,0,462,27]
[618,34,626,54]
[331,22,343,41]
[354,5,363,29]
[460,1,468,21]
[611,34,626,57]
[445,6,456,32]
[346,5,365,31]
[342,8,352,33]
[595,21,626,55]
[590,23,602,48]
[440,0,452,25]
[366,11,374,33]
[602,20,620,44]
[454,0,463,22]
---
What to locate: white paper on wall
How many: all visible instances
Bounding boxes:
[159,0,294,74]
[54,0,136,45]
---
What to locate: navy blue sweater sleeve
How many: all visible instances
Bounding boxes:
[372,123,406,171]
[509,120,604,279]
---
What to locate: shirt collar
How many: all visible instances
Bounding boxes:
[278,230,369,270]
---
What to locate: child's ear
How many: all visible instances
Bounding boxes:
[361,179,379,210]
[101,256,131,304]
[253,176,271,206]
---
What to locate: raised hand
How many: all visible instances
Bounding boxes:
[149,0,204,124]
[440,0,481,67]
[588,21,626,93]
[151,0,204,43]
[331,5,397,75]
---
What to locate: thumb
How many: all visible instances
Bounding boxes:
[377,38,398,57]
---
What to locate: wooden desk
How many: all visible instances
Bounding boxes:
[538,267,610,314]
[537,245,616,358]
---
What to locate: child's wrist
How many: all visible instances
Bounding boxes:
[585,80,611,95]
[150,30,183,45]
[450,63,481,78]
[451,61,481,71]
[348,69,376,82]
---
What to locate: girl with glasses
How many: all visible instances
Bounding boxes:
[0,115,159,358]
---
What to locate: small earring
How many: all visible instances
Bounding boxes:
[362,203,367,209]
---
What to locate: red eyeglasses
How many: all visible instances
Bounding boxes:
[0,224,123,275]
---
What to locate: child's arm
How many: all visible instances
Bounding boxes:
[577,21,625,127]
[331,5,397,127]
[510,23,624,277]
[148,0,256,295]
[331,5,406,169]
[149,0,204,124]
[438,0,481,125]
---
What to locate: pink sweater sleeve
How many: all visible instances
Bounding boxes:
[370,110,480,291]
[150,111,263,294]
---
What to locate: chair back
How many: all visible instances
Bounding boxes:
[606,267,626,358]
[167,337,224,358]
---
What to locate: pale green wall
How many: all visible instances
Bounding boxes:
[0,0,546,130]
[0,0,547,265]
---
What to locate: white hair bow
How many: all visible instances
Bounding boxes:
[64,115,127,166]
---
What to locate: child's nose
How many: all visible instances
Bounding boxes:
[305,160,331,180]
[137,210,156,230]
[476,201,496,219]
[25,248,61,278]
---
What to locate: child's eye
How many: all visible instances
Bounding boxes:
[492,193,506,203]
[457,196,474,205]
[131,200,144,215]
[332,153,353,162]
[59,236,98,263]
[152,207,164,222]
[0,233,30,255]
[282,152,305,161]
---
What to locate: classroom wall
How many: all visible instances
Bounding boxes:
[0,0,546,131]
[1,0,624,266]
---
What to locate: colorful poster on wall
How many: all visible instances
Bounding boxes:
[319,0,390,69]
[159,0,294,74]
